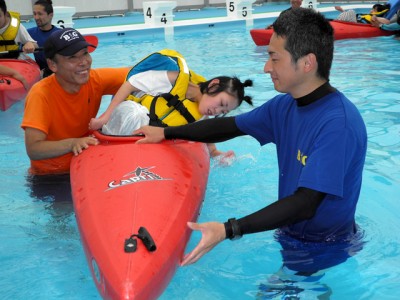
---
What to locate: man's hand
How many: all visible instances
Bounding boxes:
[71,136,99,156]
[180,221,226,266]
[134,126,165,144]
[24,127,99,160]
[22,41,37,53]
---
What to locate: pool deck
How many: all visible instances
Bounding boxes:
[80,4,371,35]
[25,3,372,36]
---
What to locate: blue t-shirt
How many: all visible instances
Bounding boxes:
[235,91,367,241]
[27,26,60,70]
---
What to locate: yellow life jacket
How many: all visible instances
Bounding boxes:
[126,49,206,127]
[0,11,20,52]
[359,9,389,23]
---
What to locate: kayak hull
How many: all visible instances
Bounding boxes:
[70,132,210,299]
[0,58,40,111]
[250,20,396,46]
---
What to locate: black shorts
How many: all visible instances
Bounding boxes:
[26,173,72,202]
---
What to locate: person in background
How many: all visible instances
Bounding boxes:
[370,8,400,31]
[266,0,303,29]
[135,8,367,295]
[287,0,303,10]
[335,3,390,23]
[21,28,130,175]
[0,63,28,89]
[28,0,60,77]
[0,0,37,58]
[89,49,253,160]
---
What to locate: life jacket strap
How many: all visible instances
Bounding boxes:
[0,40,17,46]
[148,95,168,127]
[163,93,196,124]
[148,93,197,127]
[0,50,19,59]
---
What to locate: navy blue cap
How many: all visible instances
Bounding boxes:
[44,28,96,58]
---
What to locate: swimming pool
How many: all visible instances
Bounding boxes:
[1,6,400,300]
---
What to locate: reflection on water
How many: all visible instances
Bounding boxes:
[25,174,76,238]
[256,266,332,300]
[251,228,366,299]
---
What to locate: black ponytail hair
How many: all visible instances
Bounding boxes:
[372,3,391,13]
[198,76,253,107]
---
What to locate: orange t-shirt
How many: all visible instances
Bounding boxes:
[21,67,130,174]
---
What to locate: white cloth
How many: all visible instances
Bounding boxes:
[102,101,150,136]
[337,10,357,23]
[102,70,174,135]
[128,70,173,98]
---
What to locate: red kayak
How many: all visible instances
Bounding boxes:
[0,57,40,111]
[250,20,396,46]
[70,131,210,299]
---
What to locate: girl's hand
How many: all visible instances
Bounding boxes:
[212,150,236,166]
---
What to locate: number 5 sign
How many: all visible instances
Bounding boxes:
[226,0,255,19]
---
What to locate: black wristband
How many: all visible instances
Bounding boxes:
[227,218,242,240]
[224,221,233,239]
[164,127,174,140]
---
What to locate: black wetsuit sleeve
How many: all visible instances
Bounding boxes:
[164,116,245,143]
[235,187,326,235]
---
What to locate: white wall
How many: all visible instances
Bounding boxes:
[7,0,34,16]
[7,0,130,17]
[132,0,216,10]
[209,0,228,5]
[173,0,205,7]
[51,0,129,13]
[6,0,236,18]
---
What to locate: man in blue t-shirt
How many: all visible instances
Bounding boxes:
[27,0,60,77]
[135,8,367,276]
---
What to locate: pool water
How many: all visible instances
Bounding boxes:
[1,11,400,300]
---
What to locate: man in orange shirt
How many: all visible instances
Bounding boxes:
[21,28,129,175]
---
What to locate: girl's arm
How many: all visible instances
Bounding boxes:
[89,81,139,130]
[207,143,236,166]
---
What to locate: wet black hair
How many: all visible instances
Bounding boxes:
[34,0,54,14]
[0,0,7,15]
[273,8,334,81]
[372,3,391,13]
[198,76,253,106]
